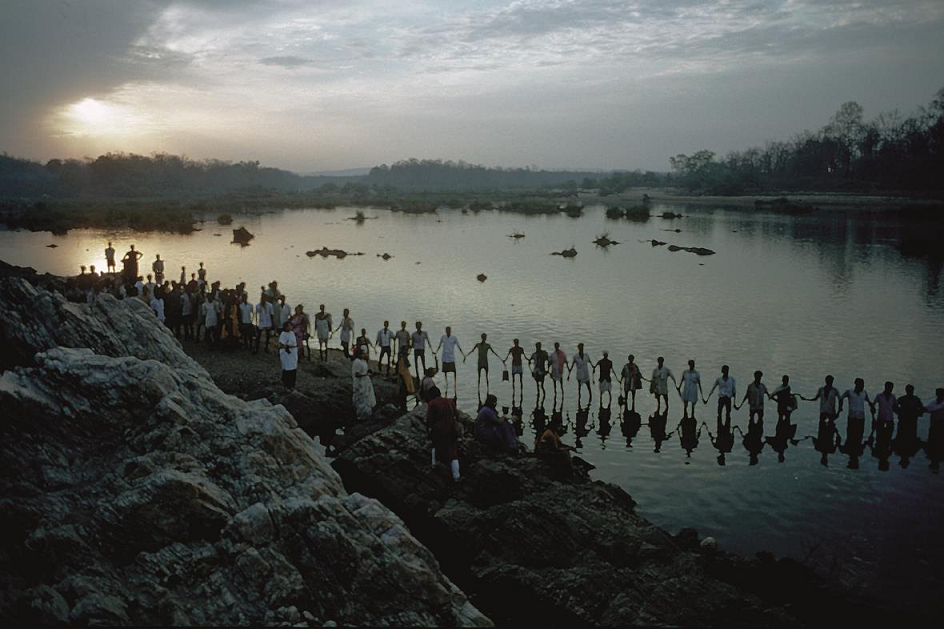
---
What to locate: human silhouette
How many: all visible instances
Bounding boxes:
[705,417,735,466]
[621,410,642,448]
[648,411,670,453]
[811,417,841,467]
[597,406,613,448]
[738,415,765,465]
[528,341,549,404]
[677,415,701,460]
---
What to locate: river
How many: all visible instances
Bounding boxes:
[2,202,942,616]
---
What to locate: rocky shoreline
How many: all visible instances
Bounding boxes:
[0,263,916,626]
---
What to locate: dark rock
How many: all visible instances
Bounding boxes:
[551,247,578,258]
[477,274,487,282]
[231,226,254,245]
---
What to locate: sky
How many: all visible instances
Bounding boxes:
[1,0,943,173]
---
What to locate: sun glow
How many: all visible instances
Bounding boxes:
[59,97,149,138]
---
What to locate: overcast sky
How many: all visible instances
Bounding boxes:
[1,0,942,172]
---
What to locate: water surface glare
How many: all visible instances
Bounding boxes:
[2,204,942,615]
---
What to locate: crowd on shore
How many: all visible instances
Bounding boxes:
[65,242,944,479]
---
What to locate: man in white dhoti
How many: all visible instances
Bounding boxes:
[352,346,376,420]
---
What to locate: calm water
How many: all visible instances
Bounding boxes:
[2,204,943,614]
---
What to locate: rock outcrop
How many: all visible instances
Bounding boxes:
[332,408,892,627]
[0,276,489,626]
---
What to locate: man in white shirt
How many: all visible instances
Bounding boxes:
[375,320,394,375]
[255,294,275,353]
[800,375,841,421]
[435,326,464,398]
[203,293,221,347]
[134,276,145,297]
[152,254,165,284]
[144,274,156,298]
[704,364,736,422]
[278,321,299,389]
[238,294,255,350]
[737,370,769,421]
[150,291,165,324]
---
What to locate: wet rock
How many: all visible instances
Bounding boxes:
[377,253,393,260]
[476,274,487,282]
[0,277,491,627]
[331,408,806,627]
[551,247,578,258]
[650,239,667,247]
[593,234,619,247]
[305,247,364,259]
[666,244,716,256]
[660,212,683,219]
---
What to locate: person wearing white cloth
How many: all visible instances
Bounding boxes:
[351,346,376,420]
[278,321,299,389]
[203,293,221,347]
[567,343,593,403]
[678,359,702,419]
[315,304,333,362]
[255,294,275,353]
[435,326,464,398]
[334,308,355,359]
[650,357,678,414]
[150,291,166,324]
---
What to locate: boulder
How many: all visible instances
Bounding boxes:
[0,277,490,627]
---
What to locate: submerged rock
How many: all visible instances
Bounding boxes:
[217,213,233,225]
[305,247,364,259]
[476,274,487,282]
[46,244,57,248]
[0,276,490,627]
[666,244,716,256]
[551,247,578,258]
[377,253,393,260]
[231,226,254,245]
[593,234,619,247]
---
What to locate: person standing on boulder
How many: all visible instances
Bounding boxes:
[435,326,464,398]
[352,346,377,420]
[376,321,394,376]
[197,261,207,285]
[314,304,333,361]
[278,321,299,389]
[238,293,255,350]
[255,293,275,353]
[122,244,143,283]
[426,386,461,481]
[104,241,116,273]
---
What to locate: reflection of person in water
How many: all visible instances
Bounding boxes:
[596,406,612,447]
[869,409,895,472]
[531,403,547,436]
[925,388,944,471]
[894,384,925,468]
[812,416,841,466]
[574,407,592,449]
[705,418,735,466]
[737,413,765,465]
[765,413,799,463]
[621,410,642,448]
[648,412,670,453]
[677,415,701,459]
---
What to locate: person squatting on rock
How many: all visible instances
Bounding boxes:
[426,386,461,481]
[473,394,518,454]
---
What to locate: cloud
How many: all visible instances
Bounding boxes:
[259,55,311,68]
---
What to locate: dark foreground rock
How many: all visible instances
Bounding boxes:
[332,408,905,627]
[0,277,489,626]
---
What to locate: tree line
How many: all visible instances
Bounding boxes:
[667,88,944,195]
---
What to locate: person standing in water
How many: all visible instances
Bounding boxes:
[334,308,355,359]
[104,241,116,273]
[800,375,841,421]
[278,321,299,390]
[548,342,568,399]
[504,339,526,399]
[375,321,394,375]
[436,326,464,398]
[411,321,431,379]
[770,375,798,423]
[737,370,770,421]
[619,354,644,410]
[704,365,736,422]
[568,343,593,404]
[528,342,549,401]
[678,359,702,418]
[314,305,333,361]
[395,321,412,362]
[465,333,503,395]
[152,254,165,285]
[594,351,614,406]
[650,357,677,414]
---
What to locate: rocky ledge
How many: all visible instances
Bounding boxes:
[0,276,488,626]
